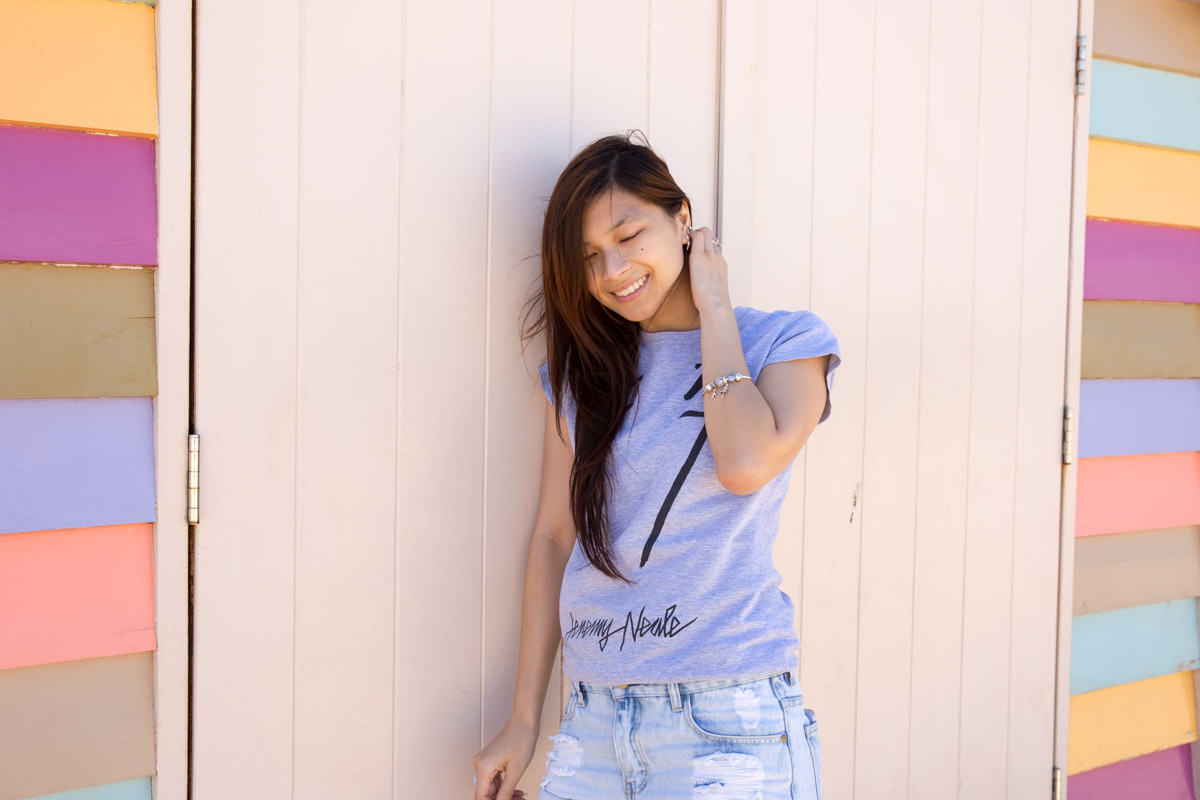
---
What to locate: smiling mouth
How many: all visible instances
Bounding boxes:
[614,275,648,297]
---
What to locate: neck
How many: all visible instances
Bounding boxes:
[639,269,701,333]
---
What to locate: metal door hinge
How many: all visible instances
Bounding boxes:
[1052,765,1062,800]
[1063,406,1075,465]
[188,434,200,524]
[1075,36,1087,95]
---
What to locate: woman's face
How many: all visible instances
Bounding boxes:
[580,186,692,329]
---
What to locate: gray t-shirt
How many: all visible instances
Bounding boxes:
[538,305,842,685]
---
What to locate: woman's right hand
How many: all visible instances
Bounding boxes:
[472,717,540,800]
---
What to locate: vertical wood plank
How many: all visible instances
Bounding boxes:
[908,0,984,795]
[717,0,758,306]
[571,0,650,150]
[394,1,491,795]
[852,0,929,797]
[291,0,402,794]
[802,0,874,796]
[191,0,300,794]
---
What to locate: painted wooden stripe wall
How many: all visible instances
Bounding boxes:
[1070,2,1200,796]
[0,0,159,798]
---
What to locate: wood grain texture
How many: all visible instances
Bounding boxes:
[0,397,155,536]
[0,523,154,670]
[1068,669,1198,775]
[1070,599,1200,695]
[1079,379,1200,457]
[1094,0,1200,77]
[23,778,152,800]
[0,653,155,800]
[1081,300,1200,378]
[0,264,157,399]
[0,0,156,136]
[1074,526,1200,615]
[1077,453,1200,537]
[1084,219,1200,303]
[1087,139,1200,228]
[1067,743,1194,800]
[1090,59,1200,153]
[0,125,157,265]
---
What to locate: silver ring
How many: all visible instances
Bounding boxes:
[712,237,721,247]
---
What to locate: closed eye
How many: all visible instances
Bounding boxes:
[620,230,640,243]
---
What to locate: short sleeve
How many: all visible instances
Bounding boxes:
[538,360,554,406]
[538,360,578,448]
[763,310,842,424]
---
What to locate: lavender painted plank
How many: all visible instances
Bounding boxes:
[1079,379,1200,457]
[0,125,157,266]
[1067,743,1193,800]
[1084,219,1200,303]
[0,398,155,535]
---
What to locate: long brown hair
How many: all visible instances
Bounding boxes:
[520,130,692,584]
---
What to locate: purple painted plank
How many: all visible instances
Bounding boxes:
[0,124,157,266]
[1080,379,1200,457]
[0,398,155,535]
[1068,743,1193,800]
[1085,219,1200,303]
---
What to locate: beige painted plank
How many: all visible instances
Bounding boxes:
[152,0,193,796]
[0,653,154,800]
[1081,300,1200,378]
[1074,527,1200,615]
[291,2,402,796]
[851,0,929,797]
[1094,0,1200,77]
[0,264,156,399]
[801,0,874,795]
[1018,0,1080,793]
[190,0,299,795]
[394,2,490,796]
[908,0,984,797]
[487,3,574,790]
[958,0,1032,795]
[571,0,650,151]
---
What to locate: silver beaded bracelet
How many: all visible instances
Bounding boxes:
[704,372,752,399]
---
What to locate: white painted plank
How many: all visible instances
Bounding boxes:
[907,0,984,796]
[717,0,758,306]
[571,0,651,151]
[292,0,402,795]
[852,0,930,797]
[394,1,492,796]
[191,0,299,795]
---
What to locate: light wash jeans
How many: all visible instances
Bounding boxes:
[537,669,822,800]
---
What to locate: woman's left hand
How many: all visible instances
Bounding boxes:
[687,226,733,314]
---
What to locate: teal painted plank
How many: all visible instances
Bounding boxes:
[1071,598,1200,695]
[1091,59,1200,153]
[24,778,151,800]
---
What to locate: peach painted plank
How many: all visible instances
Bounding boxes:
[0,0,156,136]
[0,264,157,399]
[1081,300,1200,379]
[0,125,158,265]
[1068,669,1198,775]
[0,653,155,800]
[1074,526,1200,615]
[1084,220,1200,303]
[24,778,152,800]
[0,398,155,536]
[1087,139,1200,228]
[1076,453,1200,537]
[1068,743,1193,800]
[0,524,155,670]
[1094,0,1200,77]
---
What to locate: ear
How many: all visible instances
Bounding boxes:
[676,202,691,242]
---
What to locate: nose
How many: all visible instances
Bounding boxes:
[600,246,630,281]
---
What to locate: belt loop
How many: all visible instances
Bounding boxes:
[668,681,683,712]
[573,678,586,707]
[786,670,797,686]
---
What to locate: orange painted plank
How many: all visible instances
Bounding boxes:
[1068,670,1197,775]
[1076,452,1200,537]
[0,524,155,670]
[1087,139,1200,228]
[0,0,157,137]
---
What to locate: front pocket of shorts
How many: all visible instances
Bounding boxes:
[803,709,822,799]
[682,683,789,744]
[562,687,578,722]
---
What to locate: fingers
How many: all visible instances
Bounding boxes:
[689,226,721,252]
[473,764,500,800]
[496,769,524,800]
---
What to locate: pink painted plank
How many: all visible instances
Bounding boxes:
[0,124,157,265]
[1067,743,1193,800]
[1077,452,1200,537]
[0,524,155,670]
[1085,219,1200,303]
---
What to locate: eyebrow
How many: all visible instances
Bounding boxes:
[582,215,642,248]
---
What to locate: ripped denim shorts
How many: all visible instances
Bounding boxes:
[536,669,821,800]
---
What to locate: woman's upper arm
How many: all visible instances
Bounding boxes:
[534,397,577,552]
[755,353,831,467]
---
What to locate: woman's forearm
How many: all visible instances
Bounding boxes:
[510,533,573,729]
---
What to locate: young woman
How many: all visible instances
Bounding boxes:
[472,131,841,800]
